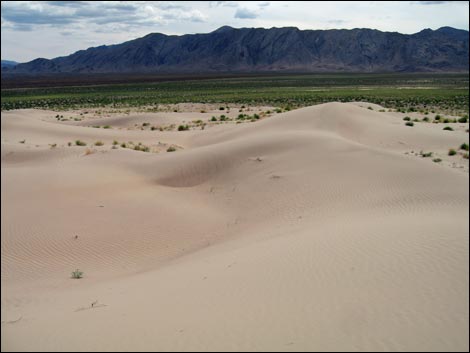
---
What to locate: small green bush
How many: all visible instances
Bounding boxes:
[211,116,217,122]
[443,126,454,131]
[405,122,414,127]
[460,143,469,151]
[103,125,111,129]
[448,149,457,156]
[75,140,86,146]
[71,269,83,279]
[458,117,468,123]
[113,140,119,145]
[435,115,441,121]
[433,158,442,163]
[167,146,176,152]
[403,116,411,121]
[421,151,433,158]
[95,141,104,146]
[178,125,189,131]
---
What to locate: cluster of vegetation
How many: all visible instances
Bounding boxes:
[2,74,468,114]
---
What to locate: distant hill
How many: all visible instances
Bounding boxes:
[4,26,469,74]
[1,60,19,68]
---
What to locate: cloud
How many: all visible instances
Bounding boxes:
[258,2,270,8]
[234,7,258,19]
[413,1,468,4]
[328,19,347,25]
[210,1,238,7]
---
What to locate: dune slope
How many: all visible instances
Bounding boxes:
[1,103,468,351]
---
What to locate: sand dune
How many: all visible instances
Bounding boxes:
[1,103,468,351]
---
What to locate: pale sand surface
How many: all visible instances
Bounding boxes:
[1,102,468,351]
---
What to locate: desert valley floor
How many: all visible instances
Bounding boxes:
[1,102,469,351]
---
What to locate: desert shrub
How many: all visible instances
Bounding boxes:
[238,114,245,119]
[19,139,25,144]
[458,117,468,123]
[167,146,176,152]
[443,126,454,131]
[422,117,430,122]
[460,143,469,151]
[92,125,100,128]
[120,143,127,148]
[433,158,442,163]
[405,122,414,127]
[435,115,441,120]
[113,140,119,145]
[103,125,111,129]
[211,116,217,122]
[68,142,72,146]
[178,125,189,131]
[50,143,57,148]
[95,141,104,146]
[71,269,83,279]
[219,106,225,110]
[367,106,373,110]
[142,122,150,127]
[448,149,457,156]
[443,118,450,123]
[403,116,411,121]
[463,153,469,159]
[75,140,86,146]
[421,151,433,158]
[253,113,260,120]
[151,126,157,130]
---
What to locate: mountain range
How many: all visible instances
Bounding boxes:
[4,26,469,74]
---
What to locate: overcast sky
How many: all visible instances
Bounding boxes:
[1,1,469,62]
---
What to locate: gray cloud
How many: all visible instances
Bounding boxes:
[234,7,258,19]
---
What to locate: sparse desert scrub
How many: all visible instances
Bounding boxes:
[458,116,468,123]
[460,143,469,151]
[113,140,119,145]
[420,151,433,158]
[71,269,83,279]
[178,125,189,131]
[448,149,457,156]
[433,158,442,163]
[167,146,176,152]
[443,126,454,131]
[95,141,104,146]
[75,140,86,146]
[103,125,111,129]
[405,122,414,127]
[19,139,25,143]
